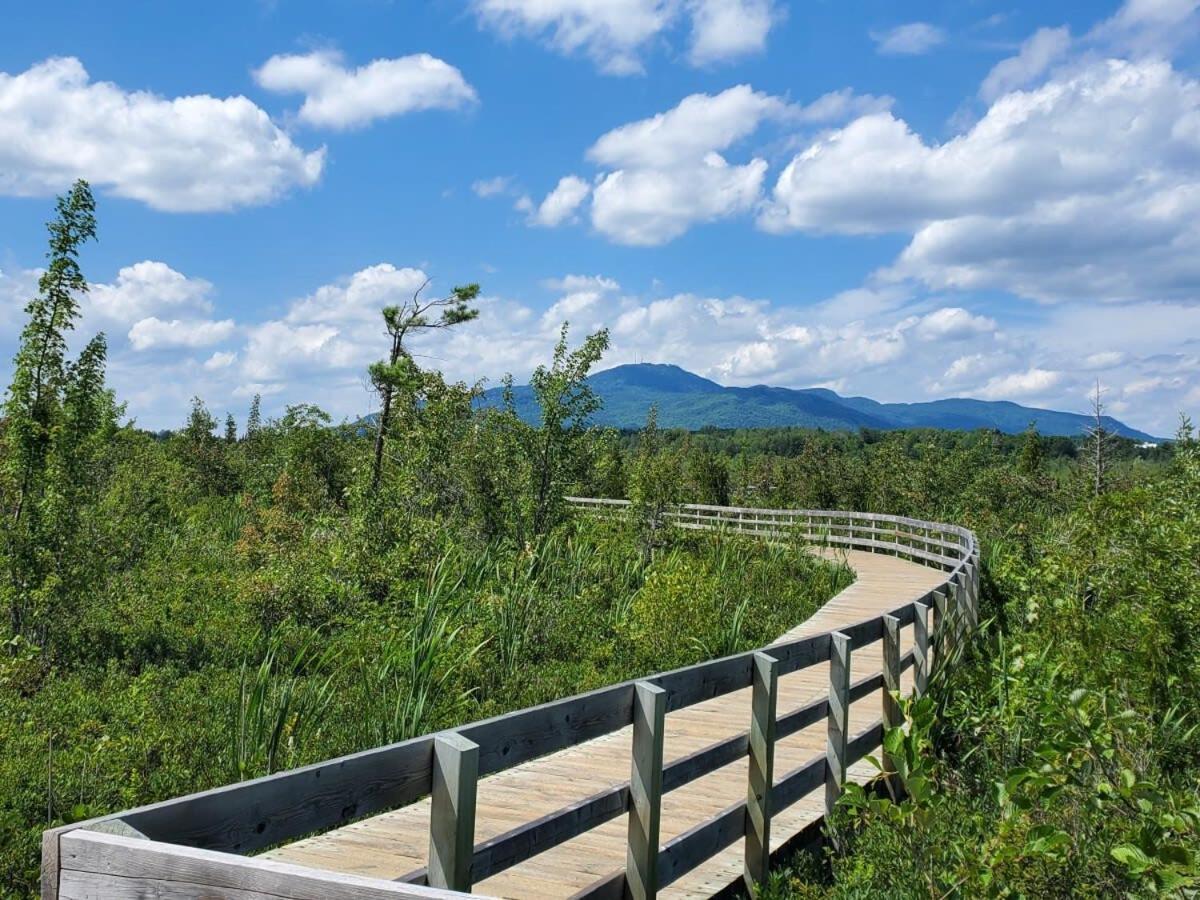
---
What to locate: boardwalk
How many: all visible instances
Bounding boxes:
[262,548,946,898]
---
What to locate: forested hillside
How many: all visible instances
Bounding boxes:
[483,363,1160,440]
[2,186,1197,897]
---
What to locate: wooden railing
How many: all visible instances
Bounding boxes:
[42,502,980,900]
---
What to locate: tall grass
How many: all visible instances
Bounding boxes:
[355,556,483,746]
[232,631,338,780]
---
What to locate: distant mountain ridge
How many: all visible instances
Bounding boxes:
[479,363,1158,441]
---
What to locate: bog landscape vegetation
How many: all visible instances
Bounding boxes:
[1,184,1198,897]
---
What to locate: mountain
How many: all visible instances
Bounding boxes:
[479,363,1159,441]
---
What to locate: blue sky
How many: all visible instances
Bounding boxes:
[2,0,1198,435]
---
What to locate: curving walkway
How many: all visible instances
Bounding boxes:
[262,548,947,898]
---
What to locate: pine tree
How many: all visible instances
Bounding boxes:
[246,393,262,437]
[1018,422,1044,475]
[225,413,238,444]
[369,280,480,490]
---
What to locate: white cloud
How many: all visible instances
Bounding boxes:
[980,26,1071,101]
[1089,0,1200,56]
[937,352,1012,387]
[592,153,767,245]
[470,0,778,74]
[254,50,477,130]
[688,0,778,65]
[762,57,1200,303]
[536,85,791,244]
[871,22,947,56]
[976,367,1063,399]
[128,316,236,350]
[88,261,213,324]
[0,57,324,211]
[588,85,786,168]
[914,306,997,340]
[792,88,894,124]
[472,175,516,197]
[1082,350,1127,369]
[284,263,430,325]
[529,175,591,226]
[203,351,237,370]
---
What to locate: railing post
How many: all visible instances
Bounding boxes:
[825,632,851,818]
[881,615,902,796]
[627,681,666,900]
[428,732,479,892]
[744,652,778,894]
[931,587,951,667]
[913,601,930,697]
[951,575,967,648]
[964,560,980,630]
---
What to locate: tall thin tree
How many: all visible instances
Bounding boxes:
[1084,379,1117,496]
[369,280,480,490]
[2,180,111,642]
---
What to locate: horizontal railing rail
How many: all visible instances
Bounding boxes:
[43,500,980,900]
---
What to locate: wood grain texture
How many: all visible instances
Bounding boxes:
[57,830,486,900]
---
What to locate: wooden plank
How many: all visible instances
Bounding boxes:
[118,736,436,853]
[471,785,630,881]
[658,801,745,890]
[460,684,633,778]
[628,682,667,900]
[743,652,778,893]
[428,732,479,891]
[825,632,851,817]
[56,830,487,900]
[771,756,825,814]
[769,632,830,677]
[776,696,826,742]
[848,672,884,705]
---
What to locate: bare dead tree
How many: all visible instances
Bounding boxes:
[1084,379,1117,496]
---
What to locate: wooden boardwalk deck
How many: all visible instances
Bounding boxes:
[262,548,946,898]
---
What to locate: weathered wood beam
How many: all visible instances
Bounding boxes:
[627,682,667,900]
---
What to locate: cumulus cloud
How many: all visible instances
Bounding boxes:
[128,316,236,350]
[688,0,779,65]
[536,85,797,244]
[588,85,787,168]
[88,261,214,324]
[203,351,238,370]
[976,367,1063,399]
[529,175,591,226]
[871,22,947,56]
[0,57,324,211]
[284,263,430,327]
[254,50,477,130]
[914,307,997,340]
[470,0,778,74]
[761,57,1200,303]
[592,154,767,245]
